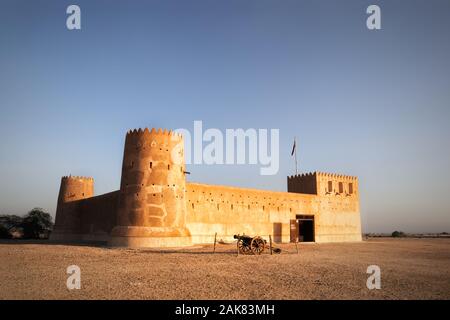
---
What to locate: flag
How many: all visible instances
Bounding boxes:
[291,138,296,156]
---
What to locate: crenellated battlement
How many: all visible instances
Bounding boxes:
[61,175,94,182]
[287,171,315,180]
[316,172,357,181]
[288,171,357,181]
[126,128,183,140]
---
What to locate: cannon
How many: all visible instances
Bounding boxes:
[233,234,281,255]
[233,234,265,255]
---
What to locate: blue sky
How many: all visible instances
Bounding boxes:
[0,0,449,233]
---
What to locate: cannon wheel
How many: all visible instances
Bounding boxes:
[238,239,252,255]
[250,236,265,255]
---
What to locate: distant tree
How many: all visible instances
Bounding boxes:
[392,231,405,238]
[20,208,53,239]
[0,214,23,239]
[0,224,11,239]
[0,214,22,229]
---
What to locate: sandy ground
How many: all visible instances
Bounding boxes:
[0,238,449,300]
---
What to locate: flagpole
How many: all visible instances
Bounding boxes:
[294,136,298,175]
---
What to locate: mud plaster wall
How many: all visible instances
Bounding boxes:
[78,191,119,240]
[185,182,361,244]
[54,191,119,242]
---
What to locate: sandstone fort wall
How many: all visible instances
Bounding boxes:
[51,128,362,247]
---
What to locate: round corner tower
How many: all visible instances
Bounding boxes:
[109,128,191,247]
[51,176,94,241]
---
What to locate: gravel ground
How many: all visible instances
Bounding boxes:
[0,238,449,299]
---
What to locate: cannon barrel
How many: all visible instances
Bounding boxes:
[233,234,253,241]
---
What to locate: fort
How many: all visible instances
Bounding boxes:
[50,128,362,247]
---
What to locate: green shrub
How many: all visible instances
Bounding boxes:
[20,208,53,239]
[392,231,405,238]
